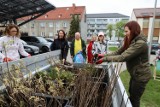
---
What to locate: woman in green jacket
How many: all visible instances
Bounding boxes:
[97,21,152,107]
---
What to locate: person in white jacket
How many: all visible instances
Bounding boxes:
[0,24,30,62]
[92,32,107,56]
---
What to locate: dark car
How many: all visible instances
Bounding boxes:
[151,43,160,54]
[20,36,51,53]
[21,40,39,55]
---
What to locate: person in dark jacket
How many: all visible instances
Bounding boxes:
[50,29,69,64]
[97,21,152,107]
[70,32,86,60]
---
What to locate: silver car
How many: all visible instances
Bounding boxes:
[20,36,51,53]
[107,40,120,46]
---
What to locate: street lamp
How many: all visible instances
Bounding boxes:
[148,0,157,62]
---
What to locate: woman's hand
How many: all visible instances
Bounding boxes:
[28,54,31,57]
[96,58,104,64]
[3,57,12,62]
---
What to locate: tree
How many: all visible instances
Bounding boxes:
[106,24,114,40]
[115,21,127,41]
[68,15,80,39]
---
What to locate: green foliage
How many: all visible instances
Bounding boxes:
[106,24,114,40]
[108,47,118,51]
[47,67,59,79]
[59,71,74,83]
[120,69,160,107]
[68,15,80,38]
[46,67,74,84]
[115,21,127,40]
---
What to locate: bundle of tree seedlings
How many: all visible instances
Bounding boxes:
[0,63,119,107]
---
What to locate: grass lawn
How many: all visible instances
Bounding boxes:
[108,47,118,51]
[120,66,160,107]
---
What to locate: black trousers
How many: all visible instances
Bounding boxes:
[129,78,149,107]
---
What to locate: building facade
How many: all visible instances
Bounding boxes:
[131,8,160,42]
[18,4,87,40]
[86,13,129,40]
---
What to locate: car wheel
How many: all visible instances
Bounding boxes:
[42,47,49,53]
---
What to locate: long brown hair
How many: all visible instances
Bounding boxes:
[58,29,66,40]
[4,24,20,36]
[123,21,141,50]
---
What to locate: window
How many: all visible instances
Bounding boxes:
[154,19,160,28]
[103,19,108,22]
[32,32,35,36]
[90,19,95,22]
[30,38,39,43]
[49,32,53,37]
[115,19,119,22]
[109,19,113,22]
[143,19,149,28]
[31,23,34,28]
[40,22,45,28]
[56,23,59,28]
[41,32,45,37]
[91,25,95,27]
[49,22,53,27]
[97,19,103,22]
[63,22,67,27]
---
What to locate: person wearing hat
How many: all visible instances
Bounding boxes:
[92,32,107,61]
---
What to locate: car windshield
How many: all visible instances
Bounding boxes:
[37,37,48,43]
[46,38,53,42]
[21,40,27,45]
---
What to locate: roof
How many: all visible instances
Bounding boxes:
[133,8,160,18]
[0,0,55,24]
[86,13,129,18]
[19,4,86,21]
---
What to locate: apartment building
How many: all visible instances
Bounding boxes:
[86,13,129,38]
[18,4,87,40]
[131,8,160,42]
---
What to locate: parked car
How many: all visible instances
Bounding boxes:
[45,38,54,43]
[107,40,120,46]
[68,41,71,48]
[20,36,51,53]
[21,40,39,55]
[151,42,160,54]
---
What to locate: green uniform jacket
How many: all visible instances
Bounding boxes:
[105,35,152,82]
[70,39,86,58]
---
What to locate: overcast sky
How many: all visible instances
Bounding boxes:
[47,0,160,16]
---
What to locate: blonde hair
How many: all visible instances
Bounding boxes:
[91,35,97,41]
[4,24,20,36]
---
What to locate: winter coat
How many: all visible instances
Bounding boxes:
[87,41,94,63]
[104,35,152,82]
[0,36,29,62]
[92,41,107,55]
[70,39,86,58]
[50,39,69,60]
